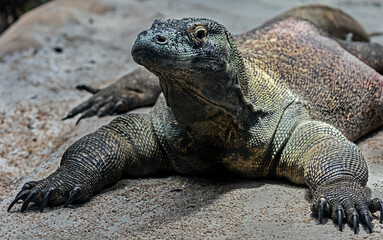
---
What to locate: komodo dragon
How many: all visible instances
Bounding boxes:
[8,5,383,234]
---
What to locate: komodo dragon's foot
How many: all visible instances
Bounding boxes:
[7,169,94,213]
[62,68,160,124]
[62,83,149,125]
[311,180,383,233]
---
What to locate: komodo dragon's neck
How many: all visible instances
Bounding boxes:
[157,59,250,143]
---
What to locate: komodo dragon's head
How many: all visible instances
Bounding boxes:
[132,18,247,131]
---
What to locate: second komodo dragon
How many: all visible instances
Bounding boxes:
[8,5,383,234]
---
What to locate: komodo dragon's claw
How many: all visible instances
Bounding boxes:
[76,84,100,94]
[40,188,54,212]
[380,200,383,223]
[7,191,30,212]
[363,213,372,233]
[317,198,327,223]
[336,207,344,231]
[63,187,81,208]
[352,214,358,234]
[20,190,37,213]
[368,198,383,224]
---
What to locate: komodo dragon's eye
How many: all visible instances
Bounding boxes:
[189,24,208,43]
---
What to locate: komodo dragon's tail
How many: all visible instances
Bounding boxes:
[369,32,383,37]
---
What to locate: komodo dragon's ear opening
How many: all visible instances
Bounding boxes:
[224,29,235,50]
[222,29,245,75]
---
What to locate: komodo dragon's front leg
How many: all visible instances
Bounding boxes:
[8,113,171,212]
[276,120,383,233]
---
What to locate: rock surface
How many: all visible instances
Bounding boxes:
[0,0,382,239]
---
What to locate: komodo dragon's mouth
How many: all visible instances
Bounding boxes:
[132,45,226,71]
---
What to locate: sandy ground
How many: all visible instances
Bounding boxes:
[0,0,382,239]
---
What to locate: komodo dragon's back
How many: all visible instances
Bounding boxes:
[263,5,370,42]
[236,18,383,141]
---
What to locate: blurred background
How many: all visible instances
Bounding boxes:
[0,0,50,33]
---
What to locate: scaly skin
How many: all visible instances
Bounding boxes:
[8,6,383,234]
[336,40,383,75]
[262,5,370,41]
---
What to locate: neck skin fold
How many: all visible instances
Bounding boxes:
[158,55,253,145]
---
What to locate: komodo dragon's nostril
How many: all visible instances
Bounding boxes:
[141,30,148,36]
